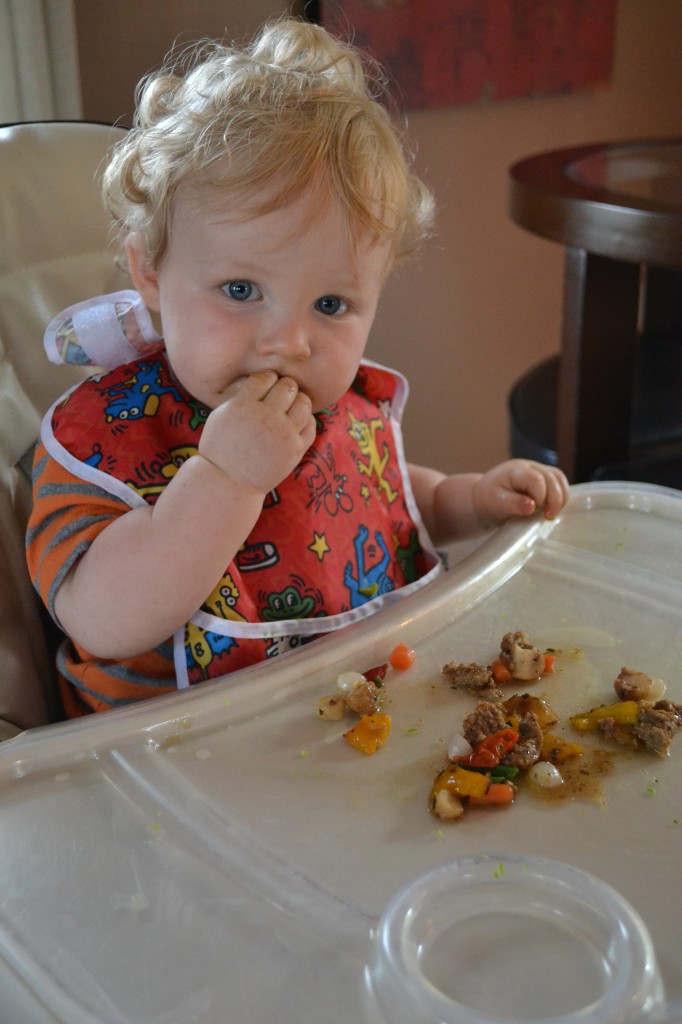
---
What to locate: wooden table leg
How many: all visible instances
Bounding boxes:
[643,266,682,336]
[556,249,641,482]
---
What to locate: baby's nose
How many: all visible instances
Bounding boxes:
[260,319,311,360]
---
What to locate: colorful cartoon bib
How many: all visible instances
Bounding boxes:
[43,351,442,688]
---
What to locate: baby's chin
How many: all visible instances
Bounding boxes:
[309,378,357,414]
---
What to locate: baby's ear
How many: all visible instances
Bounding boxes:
[125,234,161,312]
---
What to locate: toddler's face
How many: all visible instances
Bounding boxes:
[127,186,391,413]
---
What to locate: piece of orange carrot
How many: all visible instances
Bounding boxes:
[389,642,416,671]
[468,781,515,806]
[490,659,512,685]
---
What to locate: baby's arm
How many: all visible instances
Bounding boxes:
[54,371,315,659]
[409,459,569,547]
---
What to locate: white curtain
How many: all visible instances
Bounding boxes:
[0,0,82,122]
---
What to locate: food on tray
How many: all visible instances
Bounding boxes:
[571,665,682,757]
[315,631,681,804]
[499,630,546,680]
[539,733,584,763]
[613,666,666,702]
[317,663,388,721]
[430,764,514,820]
[316,647,415,754]
[431,634,681,822]
[389,642,416,671]
[429,694,571,820]
[442,631,554,698]
[316,694,347,721]
[501,693,557,729]
[317,662,392,753]
[344,713,392,755]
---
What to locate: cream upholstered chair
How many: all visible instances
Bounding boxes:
[0,121,129,737]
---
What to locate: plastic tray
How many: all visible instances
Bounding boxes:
[1,482,681,1024]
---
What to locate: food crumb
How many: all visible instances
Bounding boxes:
[195,748,211,760]
[299,749,310,759]
[492,862,505,880]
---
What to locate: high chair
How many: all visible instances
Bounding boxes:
[0,120,129,737]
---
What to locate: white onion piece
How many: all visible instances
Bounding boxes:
[336,670,366,694]
[648,678,667,700]
[447,733,473,761]
[528,761,564,789]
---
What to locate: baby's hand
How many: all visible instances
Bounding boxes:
[473,459,569,529]
[198,370,316,494]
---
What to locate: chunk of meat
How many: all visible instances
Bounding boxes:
[442,661,497,695]
[499,631,544,681]
[501,712,543,770]
[462,701,507,747]
[597,699,682,756]
[344,679,381,716]
[632,700,682,757]
[596,716,640,749]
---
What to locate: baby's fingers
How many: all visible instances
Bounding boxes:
[221,370,278,403]
[508,463,569,519]
[289,391,316,451]
[540,467,570,519]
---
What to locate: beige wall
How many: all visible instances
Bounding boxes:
[74,0,302,126]
[74,0,682,474]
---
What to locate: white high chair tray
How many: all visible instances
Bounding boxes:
[1,482,681,1024]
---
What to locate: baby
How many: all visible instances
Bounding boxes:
[27,18,568,716]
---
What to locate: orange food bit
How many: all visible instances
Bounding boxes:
[457,727,519,768]
[344,713,392,755]
[468,781,515,806]
[389,642,416,671]
[490,659,512,684]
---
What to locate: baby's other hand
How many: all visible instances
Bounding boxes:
[473,459,569,529]
[198,370,316,494]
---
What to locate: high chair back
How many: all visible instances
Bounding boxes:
[0,121,129,735]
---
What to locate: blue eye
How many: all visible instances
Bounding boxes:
[222,281,261,301]
[315,295,347,316]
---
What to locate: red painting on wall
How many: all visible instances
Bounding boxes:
[319,0,616,111]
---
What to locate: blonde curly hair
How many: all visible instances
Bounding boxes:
[103,18,434,269]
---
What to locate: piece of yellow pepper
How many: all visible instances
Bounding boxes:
[570,700,639,733]
[344,713,392,755]
[540,733,584,763]
[430,765,490,801]
[502,694,557,730]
